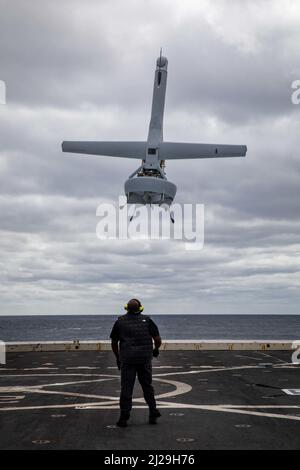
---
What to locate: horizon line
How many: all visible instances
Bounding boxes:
[0,313,299,317]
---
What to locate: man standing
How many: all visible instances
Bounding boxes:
[110,298,162,427]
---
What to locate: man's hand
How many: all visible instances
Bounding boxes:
[153,348,159,358]
[111,340,120,370]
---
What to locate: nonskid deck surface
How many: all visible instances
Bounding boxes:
[0,350,299,449]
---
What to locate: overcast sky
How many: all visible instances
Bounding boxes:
[1,0,300,315]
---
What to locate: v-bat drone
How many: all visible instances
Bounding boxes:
[62,51,247,207]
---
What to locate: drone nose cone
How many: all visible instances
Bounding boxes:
[156,56,168,68]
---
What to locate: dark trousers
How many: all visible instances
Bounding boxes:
[120,361,157,417]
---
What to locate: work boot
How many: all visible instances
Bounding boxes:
[149,409,161,424]
[116,417,128,427]
[116,412,130,428]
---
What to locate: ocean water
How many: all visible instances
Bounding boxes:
[0,314,299,342]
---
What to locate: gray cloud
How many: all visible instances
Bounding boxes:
[0,0,300,315]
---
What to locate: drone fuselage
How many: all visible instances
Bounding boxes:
[125,55,175,206]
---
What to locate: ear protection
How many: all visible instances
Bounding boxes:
[124,298,144,312]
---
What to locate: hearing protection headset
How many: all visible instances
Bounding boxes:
[124,298,144,312]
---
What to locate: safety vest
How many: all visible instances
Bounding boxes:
[117,313,153,363]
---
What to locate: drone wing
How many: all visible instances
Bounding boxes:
[62,141,146,159]
[159,142,247,159]
[62,140,247,160]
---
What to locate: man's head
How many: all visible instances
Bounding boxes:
[124,298,144,313]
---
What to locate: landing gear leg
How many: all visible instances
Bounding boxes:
[159,202,175,224]
[128,204,136,223]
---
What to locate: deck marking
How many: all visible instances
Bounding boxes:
[176,438,195,442]
[27,388,119,401]
[66,367,98,370]
[235,355,262,362]
[1,357,300,423]
[0,376,192,406]
[220,405,300,408]
[0,373,119,378]
[1,395,300,423]
[153,365,262,377]
[153,366,183,369]
[189,366,215,369]
[152,378,192,399]
[41,377,117,388]
[256,351,286,363]
[282,389,300,395]
[0,395,25,399]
